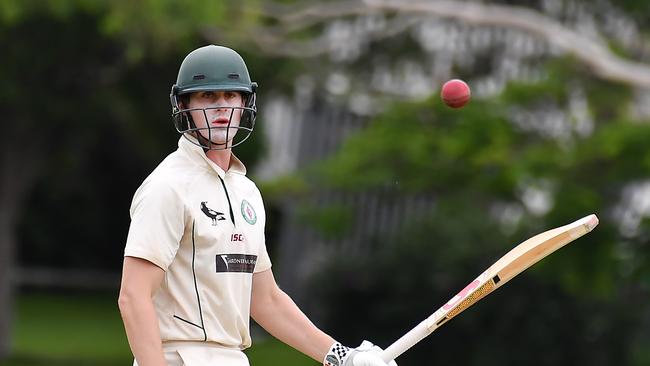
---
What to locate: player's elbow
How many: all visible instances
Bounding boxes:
[117,289,131,316]
[117,286,141,319]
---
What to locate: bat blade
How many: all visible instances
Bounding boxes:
[380,214,599,362]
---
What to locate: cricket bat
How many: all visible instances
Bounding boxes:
[380,214,599,362]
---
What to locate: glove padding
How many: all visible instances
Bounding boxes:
[323,340,397,366]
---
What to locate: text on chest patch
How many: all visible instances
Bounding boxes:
[216,254,257,273]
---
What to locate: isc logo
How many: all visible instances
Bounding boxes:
[231,233,244,242]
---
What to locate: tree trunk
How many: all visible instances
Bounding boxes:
[0,143,40,360]
[0,209,15,360]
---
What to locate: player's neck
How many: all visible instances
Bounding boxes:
[205,148,232,172]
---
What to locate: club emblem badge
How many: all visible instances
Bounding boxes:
[241,200,257,225]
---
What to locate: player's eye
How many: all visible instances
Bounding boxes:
[202,91,214,98]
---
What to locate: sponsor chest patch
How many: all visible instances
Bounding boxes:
[215,254,257,273]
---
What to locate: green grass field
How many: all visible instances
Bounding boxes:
[1,290,316,366]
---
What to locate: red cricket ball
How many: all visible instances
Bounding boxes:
[441,79,471,108]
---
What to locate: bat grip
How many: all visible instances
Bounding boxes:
[380,320,431,362]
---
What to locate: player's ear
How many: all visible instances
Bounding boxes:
[179,94,190,109]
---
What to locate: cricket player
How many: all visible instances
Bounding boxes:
[118,45,397,366]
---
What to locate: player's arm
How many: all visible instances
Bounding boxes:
[118,256,167,366]
[251,269,397,366]
[251,268,334,361]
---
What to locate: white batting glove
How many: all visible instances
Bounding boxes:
[323,340,398,366]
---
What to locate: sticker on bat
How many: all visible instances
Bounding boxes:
[442,270,491,311]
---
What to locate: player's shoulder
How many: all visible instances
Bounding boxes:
[157,148,202,173]
[133,151,206,200]
[157,148,212,179]
[230,172,263,199]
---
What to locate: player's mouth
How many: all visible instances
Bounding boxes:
[210,117,231,126]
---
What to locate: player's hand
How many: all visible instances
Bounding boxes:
[324,340,397,366]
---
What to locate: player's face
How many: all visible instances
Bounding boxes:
[186,91,244,146]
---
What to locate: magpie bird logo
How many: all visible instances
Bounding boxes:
[201,201,226,226]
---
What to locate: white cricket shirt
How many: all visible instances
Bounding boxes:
[124,135,272,349]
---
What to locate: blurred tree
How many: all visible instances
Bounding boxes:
[0,1,265,359]
[251,0,650,88]
[2,0,650,363]
[241,2,650,363]
[0,0,293,359]
[0,12,128,358]
[302,64,650,365]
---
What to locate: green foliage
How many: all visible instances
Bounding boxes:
[97,0,231,60]
[297,203,354,240]
[0,1,112,29]
[3,0,650,364]
[0,0,263,61]
[258,174,310,202]
[318,97,522,196]
[4,9,268,271]
[304,67,650,364]
[616,0,650,24]
[310,230,636,366]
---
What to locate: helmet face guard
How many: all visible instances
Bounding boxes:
[170,45,258,150]
[170,87,257,150]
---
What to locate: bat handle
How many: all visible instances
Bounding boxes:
[380,320,432,362]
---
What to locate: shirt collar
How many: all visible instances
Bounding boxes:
[178,134,247,177]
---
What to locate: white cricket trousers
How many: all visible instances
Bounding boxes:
[133,341,250,366]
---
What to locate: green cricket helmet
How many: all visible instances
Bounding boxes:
[170,45,258,150]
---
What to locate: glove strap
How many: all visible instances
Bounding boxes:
[323,342,352,366]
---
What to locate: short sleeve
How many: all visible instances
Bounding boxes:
[253,197,272,273]
[254,232,272,273]
[124,178,185,271]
